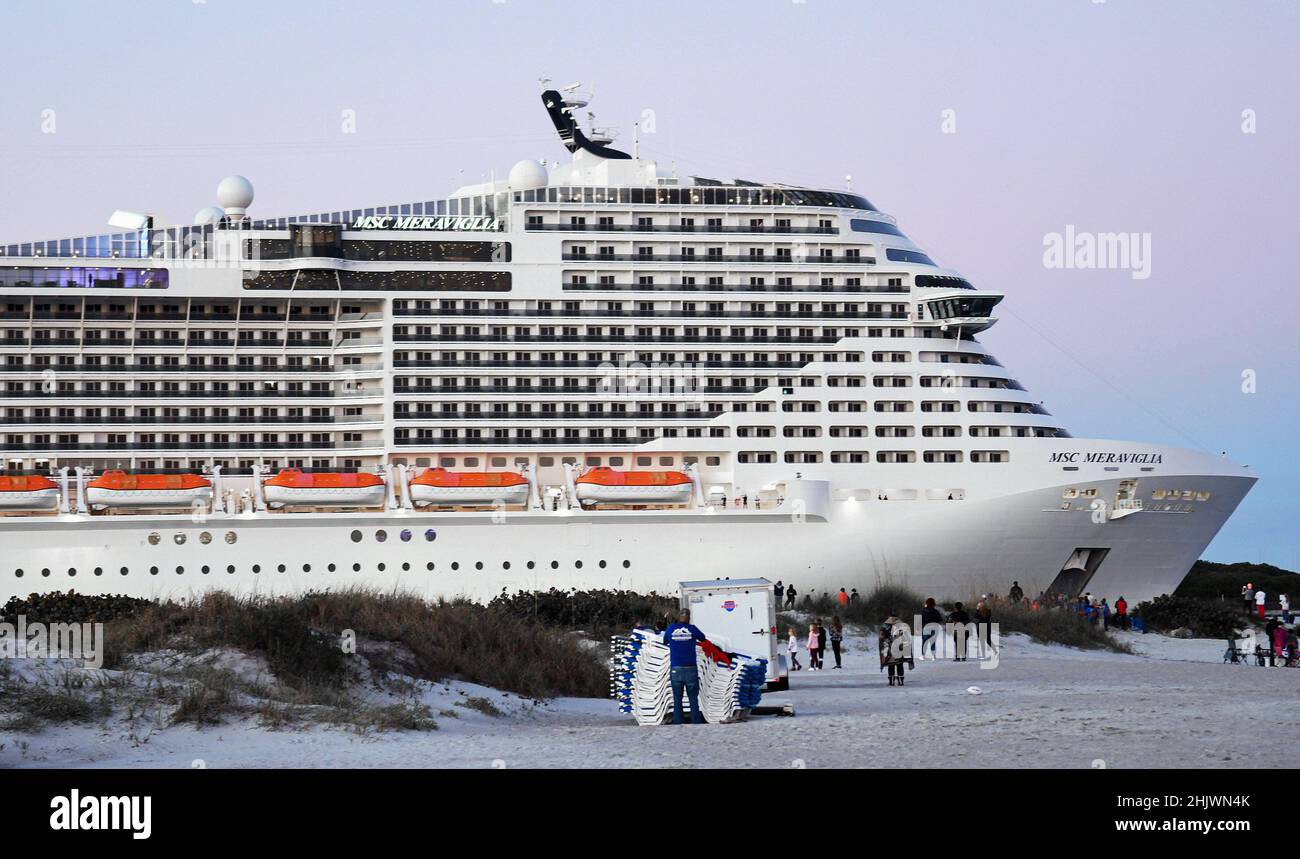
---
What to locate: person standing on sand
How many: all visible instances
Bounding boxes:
[787,626,802,671]
[1009,581,1024,604]
[662,609,709,725]
[837,588,850,607]
[830,615,845,669]
[879,611,913,686]
[1244,583,1255,616]
[948,601,972,661]
[975,597,993,658]
[920,597,944,659]
[785,585,797,610]
[1256,588,1268,620]
[807,621,822,670]
[816,619,828,667]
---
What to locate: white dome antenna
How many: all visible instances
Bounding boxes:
[508,159,549,191]
[193,206,226,226]
[216,175,255,217]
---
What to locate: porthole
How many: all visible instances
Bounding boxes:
[375,530,388,543]
[424,529,436,542]
[277,564,286,573]
[451,562,460,571]
[400,529,412,543]
[575,561,583,569]
[550,561,559,570]
[378,563,386,572]
[199,532,213,545]
[475,561,483,571]
[176,566,184,575]
[41,568,51,578]
[149,567,158,576]
[402,562,410,571]
[303,564,311,573]
[225,531,237,545]
[426,562,434,571]
[94,568,103,577]
[252,564,261,574]
[503,561,511,570]
[350,530,363,543]
[68,568,76,577]
[120,567,128,576]
[202,566,210,575]
[623,560,631,568]
[526,561,535,570]
[15,569,23,578]
[148,533,161,546]
[174,533,186,545]
[352,563,361,572]
[599,560,607,569]
[328,563,337,572]
[227,565,236,574]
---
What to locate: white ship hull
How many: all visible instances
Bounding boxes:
[0,447,1255,608]
[0,86,1260,610]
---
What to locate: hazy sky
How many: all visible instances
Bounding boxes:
[0,0,1296,566]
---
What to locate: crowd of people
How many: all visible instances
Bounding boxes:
[662,578,1299,720]
[775,579,1138,688]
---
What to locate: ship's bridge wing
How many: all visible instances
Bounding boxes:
[914,289,1004,333]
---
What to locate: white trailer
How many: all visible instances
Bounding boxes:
[679,577,788,691]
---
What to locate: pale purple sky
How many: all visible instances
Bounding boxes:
[1,0,1296,566]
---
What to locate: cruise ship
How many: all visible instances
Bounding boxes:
[0,86,1256,606]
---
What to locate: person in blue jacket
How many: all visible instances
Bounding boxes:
[663,609,708,725]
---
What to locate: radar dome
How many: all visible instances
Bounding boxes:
[193,206,226,226]
[216,175,255,214]
[507,159,548,191]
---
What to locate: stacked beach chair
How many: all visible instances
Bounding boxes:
[610,627,767,725]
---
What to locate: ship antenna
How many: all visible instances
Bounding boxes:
[634,123,640,159]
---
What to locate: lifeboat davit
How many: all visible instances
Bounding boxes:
[86,472,212,511]
[408,468,530,507]
[0,475,60,510]
[263,469,387,509]
[574,468,694,506]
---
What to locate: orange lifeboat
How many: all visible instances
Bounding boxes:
[408,468,530,507]
[262,469,387,509]
[0,475,60,510]
[574,467,694,506]
[85,471,213,510]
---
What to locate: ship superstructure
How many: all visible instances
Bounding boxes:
[0,86,1255,605]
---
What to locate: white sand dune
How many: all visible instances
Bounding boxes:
[3,630,1296,769]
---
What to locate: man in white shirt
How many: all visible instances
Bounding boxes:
[1255,588,1267,620]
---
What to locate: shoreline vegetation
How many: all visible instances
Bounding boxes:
[1,560,1294,734]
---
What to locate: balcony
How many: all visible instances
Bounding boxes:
[395,436,659,448]
[562,253,875,265]
[529,223,836,235]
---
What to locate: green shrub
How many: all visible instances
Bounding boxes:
[985,604,1131,652]
[1135,594,1243,639]
[487,588,678,636]
[0,591,153,625]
